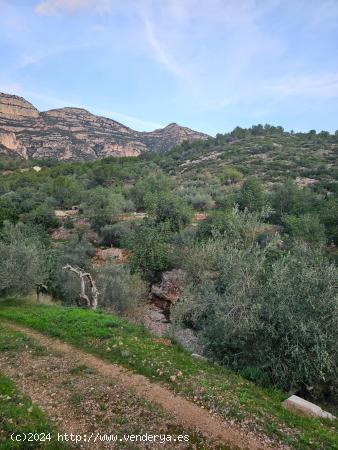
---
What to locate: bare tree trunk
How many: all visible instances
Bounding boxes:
[63,264,99,309]
[86,272,98,310]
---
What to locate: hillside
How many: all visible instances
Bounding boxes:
[156,126,338,188]
[0,93,209,161]
[0,301,337,449]
[0,122,337,450]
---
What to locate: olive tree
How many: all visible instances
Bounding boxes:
[0,222,48,295]
[96,263,146,313]
[173,239,338,396]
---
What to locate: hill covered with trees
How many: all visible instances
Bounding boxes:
[0,125,337,417]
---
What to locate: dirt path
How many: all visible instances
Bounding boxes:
[2,322,276,450]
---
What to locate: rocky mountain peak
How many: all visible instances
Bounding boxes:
[0,92,209,160]
[0,93,39,119]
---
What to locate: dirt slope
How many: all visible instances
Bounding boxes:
[0,322,277,450]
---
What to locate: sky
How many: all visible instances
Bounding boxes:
[0,0,338,135]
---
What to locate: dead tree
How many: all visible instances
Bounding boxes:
[63,264,99,310]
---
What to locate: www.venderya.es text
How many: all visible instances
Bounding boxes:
[11,432,190,445]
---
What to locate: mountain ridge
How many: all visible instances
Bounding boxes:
[0,92,209,160]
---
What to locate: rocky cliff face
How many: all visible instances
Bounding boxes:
[0,93,209,160]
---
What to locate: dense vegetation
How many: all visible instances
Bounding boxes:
[0,125,337,407]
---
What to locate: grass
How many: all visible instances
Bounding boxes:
[0,298,337,450]
[0,327,67,450]
[0,323,212,449]
[0,373,68,450]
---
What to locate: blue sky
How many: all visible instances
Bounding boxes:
[0,0,338,135]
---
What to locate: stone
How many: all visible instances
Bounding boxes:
[0,93,39,118]
[92,247,125,266]
[283,395,336,420]
[191,353,208,361]
[151,269,186,304]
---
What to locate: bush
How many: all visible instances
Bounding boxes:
[219,166,243,184]
[0,222,48,295]
[238,178,269,212]
[130,173,174,209]
[145,191,192,232]
[283,213,326,245]
[186,192,215,210]
[128,221,175,281]
[196,207,264,247]
[100,222,132,247]
[22,204,59,230]
[82,188,130,231]
[96,263,147,313]
[271,180,318,221]
[173,240,338,396]
[61,232,95,270]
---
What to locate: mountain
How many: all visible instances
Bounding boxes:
[0,93,209,160]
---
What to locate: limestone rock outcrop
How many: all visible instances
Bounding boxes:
[0,93,209,160]
[151,269,186,305]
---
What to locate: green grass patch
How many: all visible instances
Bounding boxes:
[0,372,67,450]
[0,298,337,450]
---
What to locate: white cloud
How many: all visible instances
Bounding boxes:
[141,13,187,80]
[35,0,111,15]
[95,108,164,131]
[269,72,338,99]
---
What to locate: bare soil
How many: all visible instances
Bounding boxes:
[0,322,277,450]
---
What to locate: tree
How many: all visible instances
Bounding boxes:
[173,240,338,395]
[128,221,175,281]
[130,173,174,209]
[238,178,268,212]
[283,213,326,245]
[63,264,98,309]
[145,191,192,232]
[96,263,146,313]
[0,222,48,295]
[82,188,130,231]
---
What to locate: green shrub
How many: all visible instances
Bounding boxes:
[130,173,174,209]
[173,240,338,396]
[22,203,59,230]
[145,191,192,232]
[283,213,326,245]
[128,221,175,281]
[100,222,132,247]
[219,166,243,184]
[238,177,269,212]
[0,222,48,295]
[96,263,147,313]
[196,207,263,246]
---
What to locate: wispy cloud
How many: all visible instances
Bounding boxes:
[269,72,338,99]
[1,0,338,133]
[95,108,164,131]
[140,12,187,80]
[35,0,111,15]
